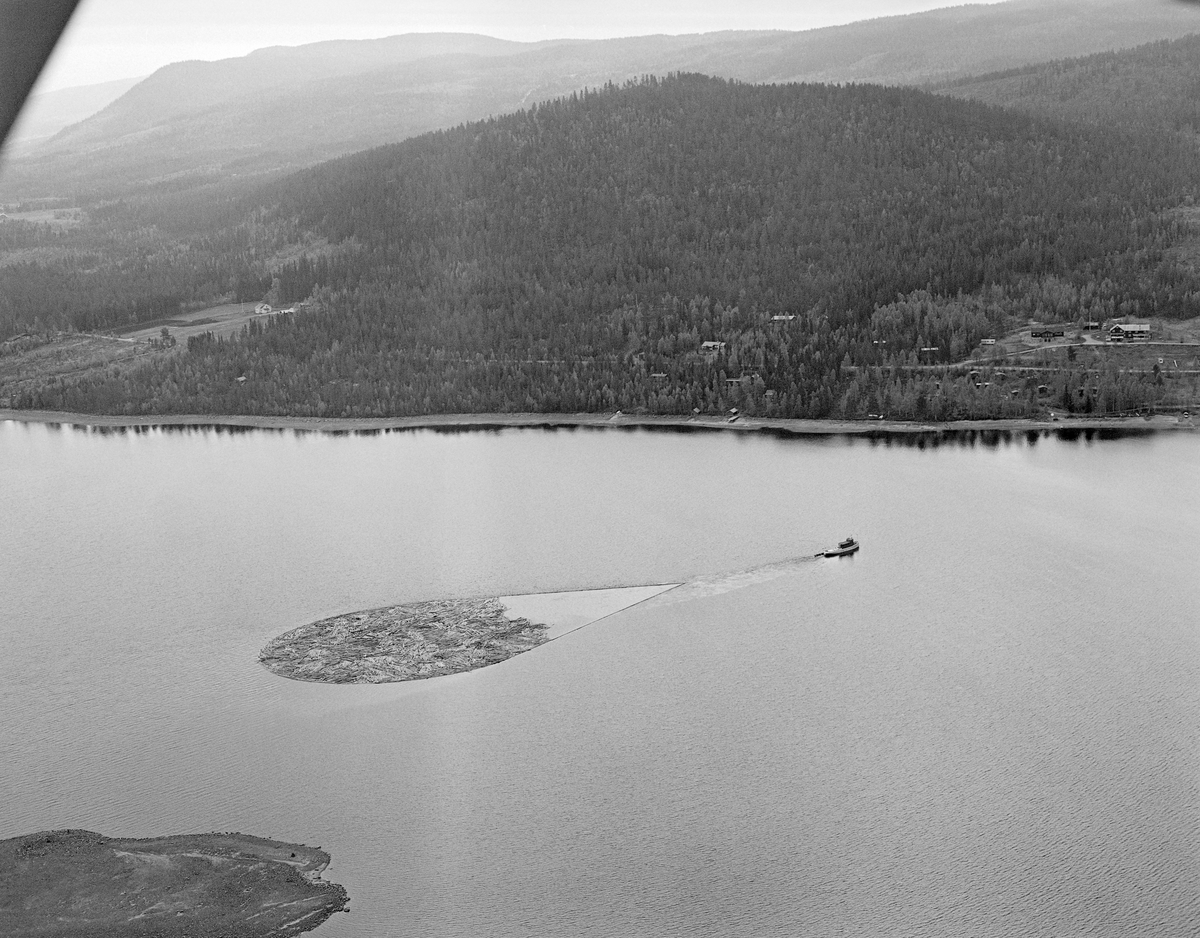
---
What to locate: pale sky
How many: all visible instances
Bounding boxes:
[36,0,1008,92]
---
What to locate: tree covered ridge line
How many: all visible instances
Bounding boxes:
[941,32,1200,136]
[7,73,1200,420]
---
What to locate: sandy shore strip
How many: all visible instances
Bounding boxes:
[1,408,1194,435]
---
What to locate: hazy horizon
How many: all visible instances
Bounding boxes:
[35,0,1009,92]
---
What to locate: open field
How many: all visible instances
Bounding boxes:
[0,207,85,228]
[966,315,1200,364]
[0,829,348,938]
[962,340,1200,374]
[0,333,153,402]
[0,303,283,405]
[955,329,1200,413]
[113,302,277,344]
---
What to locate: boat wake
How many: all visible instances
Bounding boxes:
[514,554,826,644]
[650,555,821,607]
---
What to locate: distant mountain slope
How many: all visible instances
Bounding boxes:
[39,33,546,148]
[14,75,1198,419]
[3,0,1198,201]
[3,76,143,154]
[659,0,1200,86]
[942,33,1200,135]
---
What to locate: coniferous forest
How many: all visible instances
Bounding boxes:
[5,71,1200,419]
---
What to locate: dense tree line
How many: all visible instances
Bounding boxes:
[0,178,307,336]
[11,74,1200,418]
[945,34,1200,137]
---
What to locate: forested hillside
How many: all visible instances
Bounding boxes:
[944,33,1200,135]
[4,76,143,153]
[12,75,1198,420]
[4,0,1199,203]
[0,182,290,335]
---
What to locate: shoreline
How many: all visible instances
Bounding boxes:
[1,408,1194,436]
[0,829,349,938]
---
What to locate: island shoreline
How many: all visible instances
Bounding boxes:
[1,408,1193,436]
[0,829,349,938]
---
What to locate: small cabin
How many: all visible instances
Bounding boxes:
[1108,323,1150,342]
[1030,327,1065,341]
[254,302,273,315]
[980,338,997,346]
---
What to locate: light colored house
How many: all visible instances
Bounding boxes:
[1108,323,1150,342]
[254,302,273,315]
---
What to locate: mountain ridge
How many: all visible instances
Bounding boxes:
[941,31,1200,136]
[5,0,1199,202]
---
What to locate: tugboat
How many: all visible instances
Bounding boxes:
[822,536,860,558]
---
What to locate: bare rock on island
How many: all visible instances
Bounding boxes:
[259,597,548,683]
[0,829,349,937]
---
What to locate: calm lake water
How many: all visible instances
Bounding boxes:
[2,420,1199,937]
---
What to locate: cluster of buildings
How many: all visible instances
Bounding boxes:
[254,303,298,316]
[1024,321,1153,343]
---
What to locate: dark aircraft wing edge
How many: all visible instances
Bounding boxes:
[0,0,84,147]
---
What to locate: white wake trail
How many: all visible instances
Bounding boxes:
[650,555,822,606]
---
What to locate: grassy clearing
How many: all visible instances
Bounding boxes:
[0,303,282,406]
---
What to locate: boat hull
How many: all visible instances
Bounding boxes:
[823,544,860,557]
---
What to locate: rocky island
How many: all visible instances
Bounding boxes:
[0,829,348,937]
[260,597,548,683]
